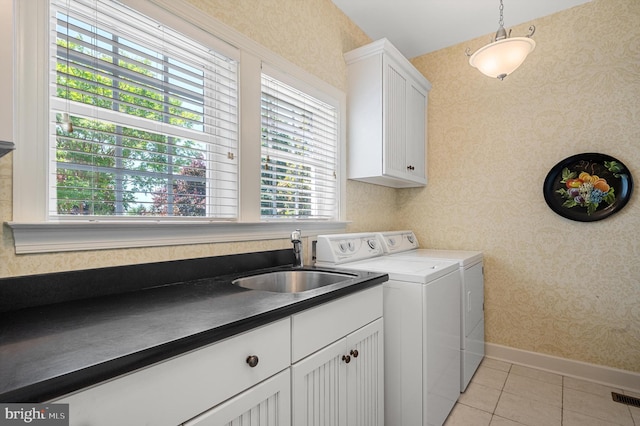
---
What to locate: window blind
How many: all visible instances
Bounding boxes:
[260,74,338,220]
[50,0,238,218]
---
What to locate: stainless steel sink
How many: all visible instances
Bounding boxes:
[232,270,357,293]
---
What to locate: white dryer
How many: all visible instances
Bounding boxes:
[378,230,484,392]
[316,233,461,426]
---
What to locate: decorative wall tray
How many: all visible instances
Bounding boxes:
[543,153,633,222]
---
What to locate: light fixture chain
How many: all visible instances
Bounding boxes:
[499,0,504,28]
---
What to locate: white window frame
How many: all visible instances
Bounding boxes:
[260,64,340,221]
[50,0,240,220]
[9,0,347,254]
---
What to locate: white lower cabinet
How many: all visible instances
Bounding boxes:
[52,286,383,426]
[291,287,384,426]
[183,369,291,426]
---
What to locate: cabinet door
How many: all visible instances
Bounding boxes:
[183,369,291,426]
[383,55,408,180]
[406,82,427,184]
[292,338,348,426]
[345,318,384,426]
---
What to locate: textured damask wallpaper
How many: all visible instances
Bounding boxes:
[407,0,639,372]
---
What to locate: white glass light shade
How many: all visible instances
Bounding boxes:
[468,37,536,79]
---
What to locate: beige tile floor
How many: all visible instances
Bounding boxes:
[444,358,640,426]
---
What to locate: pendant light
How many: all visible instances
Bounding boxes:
[465,0,536,80]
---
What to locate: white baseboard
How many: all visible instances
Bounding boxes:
[485,343,640,393]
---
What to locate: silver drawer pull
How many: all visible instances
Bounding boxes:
[246,355,259,368]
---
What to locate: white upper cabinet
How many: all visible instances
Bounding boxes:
[345,38,431,188]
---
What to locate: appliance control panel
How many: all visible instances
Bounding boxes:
[378,231,420,254]
[315,233,384,264]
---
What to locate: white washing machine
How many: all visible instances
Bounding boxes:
[316,233,461,426]
[378,230,484,392]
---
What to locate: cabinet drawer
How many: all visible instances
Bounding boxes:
[55,318,290,426]
[184,369,291,426]
[291,285,383,362]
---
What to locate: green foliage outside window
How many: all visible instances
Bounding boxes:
[55,20,207,217]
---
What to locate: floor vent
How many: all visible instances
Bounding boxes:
[612,392,640,408]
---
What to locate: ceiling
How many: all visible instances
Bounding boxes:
[331,0,592,58]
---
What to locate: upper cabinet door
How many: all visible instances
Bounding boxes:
[407,82,428,183]
[383,56,408,180]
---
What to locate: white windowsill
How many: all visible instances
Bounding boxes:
[7,221,349,254]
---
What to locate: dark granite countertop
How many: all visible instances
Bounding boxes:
[0,250,387,402]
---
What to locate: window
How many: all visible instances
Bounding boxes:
[10,0,346,253]
[51,0,238,219]
[260,74,338,220]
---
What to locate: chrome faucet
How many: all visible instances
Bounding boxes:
[291,229,303,267]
